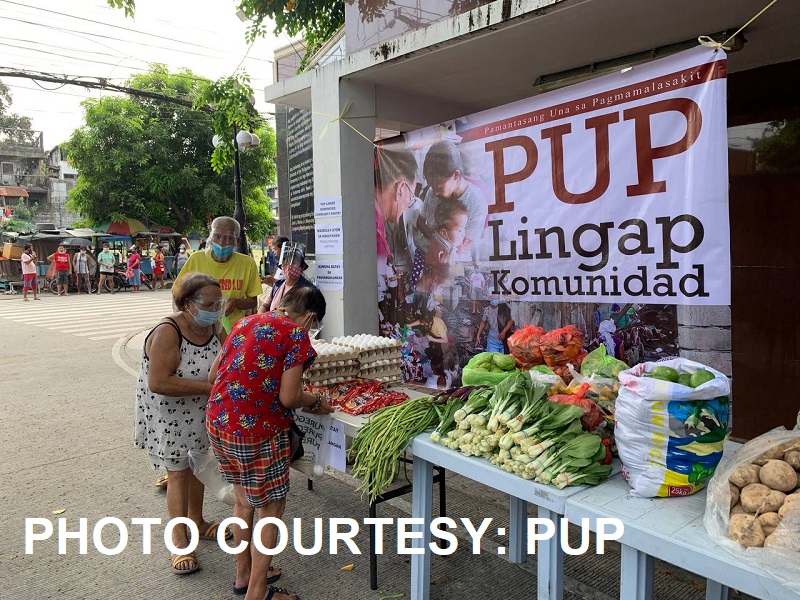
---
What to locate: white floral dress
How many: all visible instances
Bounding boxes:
[134,317,220,469]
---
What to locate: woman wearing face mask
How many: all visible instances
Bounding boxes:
[265,242,314,313]
[134,273,230,576]
[475,294,505,353]
[72,245,97,294]
[207,286,333,600]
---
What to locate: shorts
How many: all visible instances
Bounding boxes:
[56,271,71,285]
[149,453,190,471]
[23,273,38,290]
[99,270,114,276]
[207,424,290,508]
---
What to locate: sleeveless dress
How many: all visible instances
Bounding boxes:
[134,317,221,469]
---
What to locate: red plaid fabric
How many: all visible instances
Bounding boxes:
[207,424,290,507]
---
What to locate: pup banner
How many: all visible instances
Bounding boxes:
[376,46,730,307]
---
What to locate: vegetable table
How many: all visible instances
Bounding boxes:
[564,442,796,600]
[409,433,610,600]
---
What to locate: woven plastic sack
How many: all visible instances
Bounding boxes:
[615,357,730,498]
[704,428,800,596]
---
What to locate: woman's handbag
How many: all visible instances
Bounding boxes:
[125,267,134,279]
[288,420,305,463]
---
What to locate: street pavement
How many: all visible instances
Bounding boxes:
[0,290,755,600]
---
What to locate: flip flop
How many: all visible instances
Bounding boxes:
[170,552,200,575]
[232,567,283,595]
[155,474,168,488]
[200,521,234,542]
[265,586,299,600]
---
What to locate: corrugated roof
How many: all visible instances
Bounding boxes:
[0,186,29,197]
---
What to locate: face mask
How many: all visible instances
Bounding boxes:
[489,300,499,307]
[80,250,86,254]
[210,243,234,260]
[191,305,223,326]
[284,265,302,280]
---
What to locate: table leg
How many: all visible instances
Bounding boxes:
[705,580,730,600]
[369,499,378,590]
[508,497,527,564]
[620,545,654,600]
[537,506,564,600]
[411,455,434,600]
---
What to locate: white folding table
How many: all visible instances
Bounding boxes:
[409,434,612,600]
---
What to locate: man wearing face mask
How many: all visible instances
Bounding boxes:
[174,217,262,333]
[475,293,505,353]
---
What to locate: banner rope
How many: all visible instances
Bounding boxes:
[698,0,780,51]
[315,101,378,148]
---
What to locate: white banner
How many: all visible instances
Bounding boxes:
[397,46,730,305]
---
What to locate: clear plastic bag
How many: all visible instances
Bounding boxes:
[187,447,235,506]
[704,428,800,595]
[291,412,332,480]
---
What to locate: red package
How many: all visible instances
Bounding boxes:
[549,382,604,431]
[508,325,545,369]
[541,325,585,366]
[551,351,587,384]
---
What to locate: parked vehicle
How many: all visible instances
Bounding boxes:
[101,265,152,292]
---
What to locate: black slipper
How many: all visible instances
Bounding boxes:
[232,567,282,595]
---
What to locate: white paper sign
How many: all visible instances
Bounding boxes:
[292,412,331,480]
[326,420,346,472]
[315,222,343,255]
[315,260,344,291]
[314,195,342,219]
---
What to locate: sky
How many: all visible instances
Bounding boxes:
[0,0,299,148]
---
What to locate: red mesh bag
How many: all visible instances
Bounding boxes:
[549,382,604,431]
[551,351,587,383]
[508,325,545,369]
[541,325,585,367]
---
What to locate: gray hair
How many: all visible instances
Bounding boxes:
[210,216,241,237]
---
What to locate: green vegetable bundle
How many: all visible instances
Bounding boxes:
[462,352,519,386]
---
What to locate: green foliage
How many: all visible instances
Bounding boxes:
[65,66,276,240]
[238,0,346,70]
[0,81,35,144]
[0,202,38,233]
[754,120,800,174]
[105,0,135,17]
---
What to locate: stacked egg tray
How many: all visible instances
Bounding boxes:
[330,334,403,386]
[303,341,361,386]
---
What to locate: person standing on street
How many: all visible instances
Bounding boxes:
[21,244,40,301]
[475,293,504,353]
[174,217,261,333]
[48,244,72,296]
[174,244,190,277]
[72,245,96,294]
[128,246,142,292]
[151,246,166,291]
[260,236,289,286]
[97,242,115,293]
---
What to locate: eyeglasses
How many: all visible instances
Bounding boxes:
[400,180,414,198]
[211,232,237,244]
[191,298,225,311]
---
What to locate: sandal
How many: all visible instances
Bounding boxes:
[170,552,200,575]
[232,567,283,595]
[265,586,299,600]
[155,474,168,488]
[200,520,233,542]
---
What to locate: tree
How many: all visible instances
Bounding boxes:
[0,80,36,145]
[64,66,276,239]
[754,120,800,174]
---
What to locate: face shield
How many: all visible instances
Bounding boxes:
[278,241,306,268]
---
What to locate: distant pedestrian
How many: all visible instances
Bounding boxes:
[72,245,96,294]
[197,238,206,251]
[97,242,115,293]
[260,236,289,286]
[21,244,40,301]
[174,244,190,276]
[151,246,166,291]
[127,246,142,292]
[48,244,72,296]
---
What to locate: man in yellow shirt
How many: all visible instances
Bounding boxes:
[174,216,262,333]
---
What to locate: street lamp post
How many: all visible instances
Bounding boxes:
[213,128,260,256]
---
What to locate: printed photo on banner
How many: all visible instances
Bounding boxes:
[374,46,729,388]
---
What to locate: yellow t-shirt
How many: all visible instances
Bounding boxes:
[174,249,262,332]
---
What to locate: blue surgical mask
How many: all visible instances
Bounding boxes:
[210,243,234,260]
[191,305,223,326]
[490,300,499,307]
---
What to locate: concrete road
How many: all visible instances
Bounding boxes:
[0,291,744,600]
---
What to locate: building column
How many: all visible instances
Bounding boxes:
[311,67,377,338]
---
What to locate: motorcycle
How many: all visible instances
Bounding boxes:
[101,265,152,292]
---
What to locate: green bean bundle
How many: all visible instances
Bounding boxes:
[350,395,441,503]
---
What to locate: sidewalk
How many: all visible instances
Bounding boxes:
[104,334,744,600]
